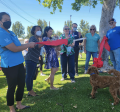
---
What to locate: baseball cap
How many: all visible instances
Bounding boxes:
[109,18,116,22]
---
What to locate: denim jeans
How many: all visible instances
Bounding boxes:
[109,48,120,72]
[60,55,68,78]
[85,50,97,70]
[74,46,79,74]
[61,52,75,80]
[25,60,37,91]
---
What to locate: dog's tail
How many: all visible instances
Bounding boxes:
[108,69,120,77]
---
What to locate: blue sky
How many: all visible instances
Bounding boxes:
[0,0,120,36]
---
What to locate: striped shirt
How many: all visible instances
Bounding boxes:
[25,36,41,63]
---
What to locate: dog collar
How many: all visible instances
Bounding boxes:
[90,73,95,75]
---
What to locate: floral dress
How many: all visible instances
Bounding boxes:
[43,37,59,69]
[59,34,75,56]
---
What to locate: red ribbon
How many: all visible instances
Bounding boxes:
[36,39,68,46]
[92,36,110,68]
[92,58,103,68]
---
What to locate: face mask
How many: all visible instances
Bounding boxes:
[36,31,41,36]
[73,27,77,31]
[110,25,113,28]
[67,46,72,52]
[3,21,11,29]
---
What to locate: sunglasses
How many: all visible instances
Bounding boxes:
[64,28,70,30]
[109,22,114,25]
[90,29,95,31]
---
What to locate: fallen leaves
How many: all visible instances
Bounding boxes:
[73,104,77,108]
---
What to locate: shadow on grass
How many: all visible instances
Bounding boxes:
[1,76,120,112]
[0,65,117,112]
[20,77,120,112]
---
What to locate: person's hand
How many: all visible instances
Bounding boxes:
[72,41,75,46]
[47,38,52,42]
[39,37,42,42]
[84,49,86,54]
[68,44,72,47]
[28,42,36,48]
[57,45,61,47]
[98,50,99,54]
[66,36,70,40]
[70,29,73,34]
[71,42,75,47]
[39,56,41,60]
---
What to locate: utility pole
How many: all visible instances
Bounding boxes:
[70,15,72,30]
[49,21,50,26]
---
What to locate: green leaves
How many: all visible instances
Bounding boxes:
[37,0,64,14]
[78,19,90,37]
[12,21,25,38]
[64,20,72,30]
[37,19,48,32]
[36,0,120,14]
[25,26,33,39]
[56,31,62,36]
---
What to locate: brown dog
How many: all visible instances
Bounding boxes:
[87,66,120,105]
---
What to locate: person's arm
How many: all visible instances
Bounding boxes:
[56,45,61,51]
[70,28,73,34]
[33,37,44,48]
[38,44,44,48]
[26,48,28,51]
[97,40,100,53]
[6,42,36,52]
[79,34,83,43]
[84,37,87,54]
[78,32,81,38]
[79,43,81,46]
[39,56,41,60]
[68,35,75,47]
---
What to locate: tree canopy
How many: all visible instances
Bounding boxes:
[12,21,25,38]
[78,19,90,37]
[37,0,120,14]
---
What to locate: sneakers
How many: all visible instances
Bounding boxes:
[75,73,78,76]
[71,79,75,83]
[40,73,46,76]
[61,78,67,81]
[45,79,50,83]
[84,70,87,74]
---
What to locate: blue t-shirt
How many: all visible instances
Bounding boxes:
[0,28,24,68]
[106,26,120,51]
[85,33,100,52]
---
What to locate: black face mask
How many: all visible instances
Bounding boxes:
[3,21,11,29]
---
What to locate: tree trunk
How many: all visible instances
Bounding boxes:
[99,0,116,72]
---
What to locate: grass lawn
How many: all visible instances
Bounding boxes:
[0,53,119,112]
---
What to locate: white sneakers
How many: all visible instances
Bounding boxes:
[40,73,46,76]
[75,73,78,76]
[71,79,75,83]
[84,70,87,74]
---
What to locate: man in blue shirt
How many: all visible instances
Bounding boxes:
[106,18,120,72]
[70,23,83,76]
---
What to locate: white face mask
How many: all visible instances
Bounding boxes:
[110,25,113,28]
[36,31,41,36]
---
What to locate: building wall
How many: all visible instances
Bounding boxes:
[18,38,24,44]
